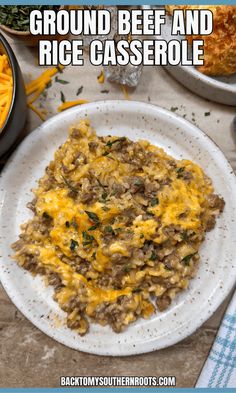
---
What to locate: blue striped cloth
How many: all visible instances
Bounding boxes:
[196,291,236,388]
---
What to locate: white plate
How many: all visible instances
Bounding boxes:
[160,9,236,106]
[0,100,236,356]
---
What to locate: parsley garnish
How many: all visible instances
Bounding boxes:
[82,231,95,246]
[182,253,197,266]
[60,91,66,103]
[150,197,159,206]
[104,225,115,235]
[55,76,69,84]
[42,212,51,219]
[132,288,142,293]
[70,239,78,251]
[71,220,78,230]
[181,230,188,241]
[134,178,143,186]
[61,174,78,194]
[76,86,83,96]
[106,137,126,148]
[88,223,99,231]
[164,265,172,271]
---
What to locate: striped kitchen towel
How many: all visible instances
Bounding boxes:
[196,290,236,388]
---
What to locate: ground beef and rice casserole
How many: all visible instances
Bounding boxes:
[12,120,225,335]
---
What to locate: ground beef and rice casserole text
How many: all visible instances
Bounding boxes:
[12,120,225,335]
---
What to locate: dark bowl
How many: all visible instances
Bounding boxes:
[0,33,27,157]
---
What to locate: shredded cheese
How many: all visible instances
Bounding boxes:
[28,103,45,121]
[0,54,13,130]
[58,99,89,112]
[97,70,105,84]
[121,84,130,100]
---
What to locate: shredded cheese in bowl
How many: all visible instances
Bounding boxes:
[0,53,13,130]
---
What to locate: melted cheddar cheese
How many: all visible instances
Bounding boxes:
[12,119,223,335]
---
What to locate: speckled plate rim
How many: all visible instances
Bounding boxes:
[0,100,236,356]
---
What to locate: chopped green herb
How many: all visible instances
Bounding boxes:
[61,174,78,194]
[60,91,66,103]
[134,178,143,186]
[88,223,99,231]
[176,167,184,177]
[83,241,93,246]
[92,252,96,259]
[46,81,52,89]
[170,107,178,112]
[101,192,108,200]
[96,178,108,198]
[150,197,159,206]
[181,230,188,241]
[150,251,157,261]
[102,206,110,212]
[71,220,78,230]
[164,266,172,271]
[182,253,197,266]
[102,151,110,156]
[100,89,109,94]
[0,6,59,31]
[55,76,69,85]
[106,137,126,148]
[97,179,108,188]
[56,65,63,73]
[140,233,144,239]
[85,211,100,223]
[76,86,83,96]
[82,231,94,241]
[70,239,78,251]
[104,225,115,235]
[204,112,211,116]
[123,265,131,273]
[145,240,153,246]
[82,231,95,246]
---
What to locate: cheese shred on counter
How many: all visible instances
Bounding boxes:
[12,120,224,335]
